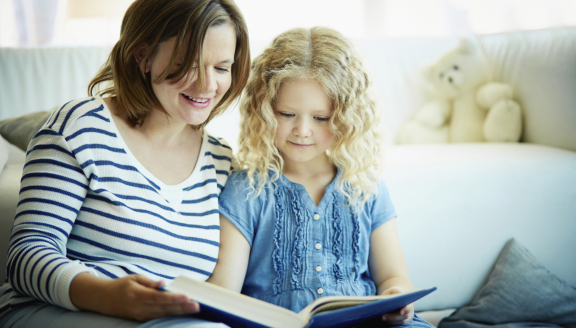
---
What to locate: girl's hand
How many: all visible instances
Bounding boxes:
[70,273,200,322]
[380,286,414,326]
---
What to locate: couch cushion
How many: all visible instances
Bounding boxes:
[0,110,52,151]
[383,143,576,311]
[0,136,7,173]
[438,239,576,328]
[0,163,24,284]
[479,27,576,151]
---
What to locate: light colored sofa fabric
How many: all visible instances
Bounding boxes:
[384,143,576,310]
[0,46,111,121]
[1,27,575,323]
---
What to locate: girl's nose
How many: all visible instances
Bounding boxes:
[293,118,312,137]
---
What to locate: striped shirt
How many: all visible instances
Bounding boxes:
[0,97,233,316]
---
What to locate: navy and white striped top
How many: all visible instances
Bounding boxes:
[0,97,234,316]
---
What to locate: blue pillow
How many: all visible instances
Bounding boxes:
[439,239,576,328]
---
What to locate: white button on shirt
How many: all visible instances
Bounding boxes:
[313,214,320,220]
[316,266,322,272]
[315,243,322,250]
[317,288,324,295]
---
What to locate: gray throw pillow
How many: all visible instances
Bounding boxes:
[0,110,53,151]
[439,239,576,328]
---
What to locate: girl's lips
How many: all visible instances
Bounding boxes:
[182,93,212,109]
[289,142,312,148]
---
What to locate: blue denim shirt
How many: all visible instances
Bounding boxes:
[218,169,397,313]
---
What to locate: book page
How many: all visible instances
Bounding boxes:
[309,300,368,315]
[167,276,307,328]
[299,294,390,317]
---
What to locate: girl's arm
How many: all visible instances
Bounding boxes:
[369,218,415,325]
[207,214,251,292]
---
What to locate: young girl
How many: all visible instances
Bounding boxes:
[208,27,434,327]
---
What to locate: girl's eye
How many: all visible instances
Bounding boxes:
[278,112,294,118]
[216,67,230,73]
[315,116,329,122]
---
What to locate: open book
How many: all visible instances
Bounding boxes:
[164,275,436,328]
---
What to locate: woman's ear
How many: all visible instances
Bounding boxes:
[134,44,151,73]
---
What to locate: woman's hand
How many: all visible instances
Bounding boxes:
[70,273,200,322]
[380,286,414,326]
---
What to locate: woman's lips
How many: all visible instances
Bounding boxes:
[182,93,211,108]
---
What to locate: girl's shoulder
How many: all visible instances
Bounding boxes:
[221,169,276,201]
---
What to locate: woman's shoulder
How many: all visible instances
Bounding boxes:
[205,133,233,155]
[41,96,110,137]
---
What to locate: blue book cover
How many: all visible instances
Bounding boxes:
[164,275,436,328]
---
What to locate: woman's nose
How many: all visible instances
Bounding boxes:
[190,68,217,94]
[202,69,218,94]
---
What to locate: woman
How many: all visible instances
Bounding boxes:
[0,0,249,326]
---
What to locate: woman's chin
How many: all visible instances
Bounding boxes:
[180,110,212,126]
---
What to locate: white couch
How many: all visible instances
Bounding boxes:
[1,27,576,326]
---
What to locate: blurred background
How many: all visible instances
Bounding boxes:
[1,0,576,47]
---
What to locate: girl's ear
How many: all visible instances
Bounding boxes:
[134,44,151,73]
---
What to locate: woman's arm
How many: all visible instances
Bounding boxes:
[70,273,199,321]
[6,130,93,309]
[206,214,251,292]
[7,119,198,321]
[369,218,415,325]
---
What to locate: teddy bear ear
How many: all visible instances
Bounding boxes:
[420,63,435,82]
[457,38,479,55]
[419,63,438,95]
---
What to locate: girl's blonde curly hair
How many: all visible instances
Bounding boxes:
[238,26,382,207]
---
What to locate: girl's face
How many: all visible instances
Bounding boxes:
[274,78,335,168]
[143,23,236,126]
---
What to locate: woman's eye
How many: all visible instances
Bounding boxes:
[216,67,230,73]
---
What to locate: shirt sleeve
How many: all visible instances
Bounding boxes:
[6,127,98,311]
[218,171,260,247]
[370,180,398,231]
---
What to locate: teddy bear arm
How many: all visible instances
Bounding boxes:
[412,99,451,128]
[476,82,514,109]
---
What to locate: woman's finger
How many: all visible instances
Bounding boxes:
[135,285,192,305]
[133,274,163,288]
[135,300,200,321]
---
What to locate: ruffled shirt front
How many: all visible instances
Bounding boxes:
[218,169,397,313]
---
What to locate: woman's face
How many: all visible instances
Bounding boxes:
[144,22,237,126]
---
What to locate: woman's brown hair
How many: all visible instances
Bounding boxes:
[88,0,250,127]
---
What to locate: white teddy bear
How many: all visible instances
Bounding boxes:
[397,38,522,144]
